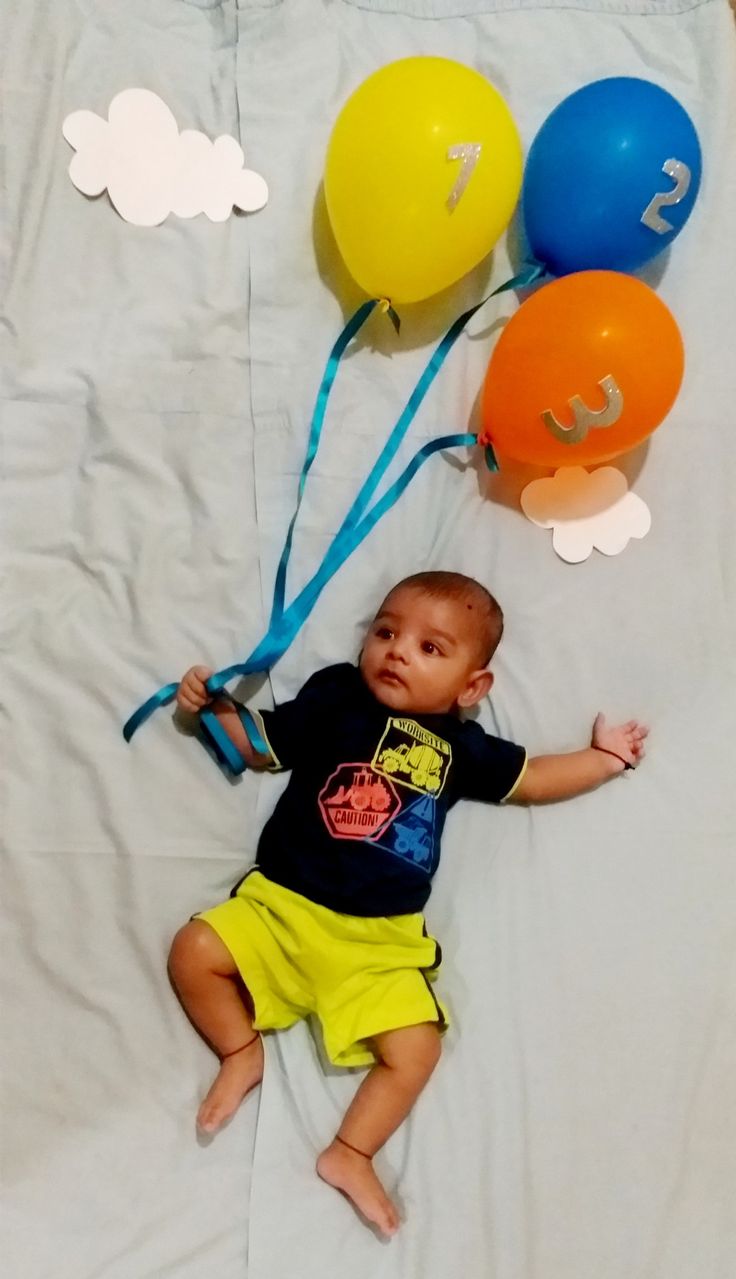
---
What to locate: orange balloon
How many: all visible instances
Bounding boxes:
[480,271,684,467]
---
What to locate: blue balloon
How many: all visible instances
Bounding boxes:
[522,77,702,276]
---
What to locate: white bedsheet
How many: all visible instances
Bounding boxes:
[2,2,735,1276]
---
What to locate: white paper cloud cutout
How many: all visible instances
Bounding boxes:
[520,466,651,563]
[62,89,268,226]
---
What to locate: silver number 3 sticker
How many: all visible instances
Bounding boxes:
[640,159,692,235]
[541,375,624,446]
[446,144,482,211]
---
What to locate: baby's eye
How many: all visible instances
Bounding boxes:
[421,640,441,656]
[376,626,393,640]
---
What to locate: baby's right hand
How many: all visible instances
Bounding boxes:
[177,665,215,713]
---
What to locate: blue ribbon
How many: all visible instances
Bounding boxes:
[491,259,546,296]
[271,299,377,623]
[123,680,180,742]
[484,445,499,472]
[212,429,477,687]
[123,259,545,755]
[199,703,248,774]
[338,261,546,538]
[201,431,476,772]
[200,697,270,773]
[123,302,378,744]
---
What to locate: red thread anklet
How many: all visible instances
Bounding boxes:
[221,1032,260,1059]
[336,1134,372,1160]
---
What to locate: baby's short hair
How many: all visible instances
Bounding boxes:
[383,571,504,668]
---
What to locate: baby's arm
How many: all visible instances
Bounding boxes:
[509,714,648,805]
[177,666,273,769]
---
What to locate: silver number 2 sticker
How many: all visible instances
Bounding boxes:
[640,159,692,235]
[541,375,624,446]
[446,144,482,211]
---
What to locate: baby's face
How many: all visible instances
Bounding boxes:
[360,586,488,715]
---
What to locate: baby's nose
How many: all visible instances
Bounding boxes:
[387,635,410,663]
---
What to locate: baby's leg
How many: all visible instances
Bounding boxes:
[168,919,264,1132]
[316,1022,441,1236]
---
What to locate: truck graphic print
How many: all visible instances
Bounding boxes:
[329,767,392,811]
[373,717,452,798]
[369,792,438,870]
[318,764,400,839]
[378,742,443,793]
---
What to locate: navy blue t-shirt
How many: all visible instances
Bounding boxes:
[251,663,527,917]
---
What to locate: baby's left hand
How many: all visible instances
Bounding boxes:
[592,713,649,769]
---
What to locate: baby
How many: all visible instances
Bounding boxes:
[169,571,647,1237]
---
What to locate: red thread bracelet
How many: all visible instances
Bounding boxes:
[594,746,634,771]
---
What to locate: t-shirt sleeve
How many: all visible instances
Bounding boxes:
[252,663,356,771]
[452,719,528,804]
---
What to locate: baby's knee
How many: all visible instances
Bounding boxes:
[378,1021,442,1078]
[400,1023,442,1085]
[168,919,222,978]
[418,1023,443,1074]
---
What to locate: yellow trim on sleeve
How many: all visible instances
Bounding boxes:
[500,751,528,803]
[250,709,282,771]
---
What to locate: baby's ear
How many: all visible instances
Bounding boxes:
[457,669,494,709]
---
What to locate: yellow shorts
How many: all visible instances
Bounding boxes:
[196,870,447,1068]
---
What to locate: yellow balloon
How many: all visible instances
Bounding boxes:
[324,57,522,305]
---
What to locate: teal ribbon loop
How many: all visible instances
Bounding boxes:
[123,265,544,755]
[199,704,247,774]
[200,430,476,774]
[200,697,270,775]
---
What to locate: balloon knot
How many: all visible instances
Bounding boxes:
[376,299,401,334]
[483,443,499,473]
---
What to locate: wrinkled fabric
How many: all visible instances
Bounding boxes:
[2,2,735,1277]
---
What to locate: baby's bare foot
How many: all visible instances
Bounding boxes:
[316,1139,400,1237]
[197,1036,264,1133]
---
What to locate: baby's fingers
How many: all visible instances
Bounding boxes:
[177,665,214,712]
[178,691,204,712]
[177,687,205,712]
[627,724,650,746]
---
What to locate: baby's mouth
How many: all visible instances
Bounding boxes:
[377,668,405,688]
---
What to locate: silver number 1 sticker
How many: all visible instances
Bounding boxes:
[446,144,482,211]
[640,159,692,235]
